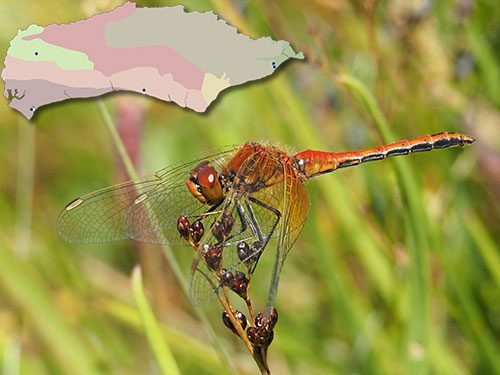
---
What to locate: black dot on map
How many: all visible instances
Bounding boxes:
[142,88,146,93]
[35,52,38,56]
[30,107,35,112]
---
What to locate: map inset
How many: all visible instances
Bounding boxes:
[2,2,304,119]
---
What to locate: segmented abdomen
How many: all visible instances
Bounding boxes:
[294,132,474,180]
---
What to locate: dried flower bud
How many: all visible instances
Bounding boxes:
[255,312,264,328]
[202,244,222,271]
[256,328,274,347]
[222,310,247,335]
[255,307,278,330]
[220,269,234,286]
[266,329,274,346]
[237,241,250,260]
[177,216,190,241]
[246,326,258,344]
[248,324,274,348]
[221,210,234,234]
[251,241,261,253]
[237,241,259,269]
[222,310,235,334]
[268,307,278,330]
[229,271,248,299]
[211,221,225,243]
[212,211,234,243]
[235,310,248,331]
[189,220,204,244]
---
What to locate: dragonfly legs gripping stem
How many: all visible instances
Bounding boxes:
[223,203,248,242]
[220,196,282,280]
[247,196,281,256]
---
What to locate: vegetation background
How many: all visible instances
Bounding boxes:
[1,0,499,374]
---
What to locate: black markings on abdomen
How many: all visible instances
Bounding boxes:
[411,143,432,152]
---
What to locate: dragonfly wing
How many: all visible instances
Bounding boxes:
[58,176,170,244]
[189,254,221,307]
[262,168,310,314]
[249,167,310,266]
[57,146,238,244]
[123,181,207,245]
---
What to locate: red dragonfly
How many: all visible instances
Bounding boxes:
[58,132,473,310]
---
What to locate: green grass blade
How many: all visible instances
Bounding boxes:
[132,265,182,375]
[269,76,397,302]
[0,245,102,374]
[465,212,500,289]
[14,117,35,258]
[338,73,430,375]
[97,297,231,374]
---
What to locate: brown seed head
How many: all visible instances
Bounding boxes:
[211,221,225,243]
[189,220,204,244]
[229,271,248,299]
[177,216,190,241]
[203,244,222,271]
[221,210,234,235]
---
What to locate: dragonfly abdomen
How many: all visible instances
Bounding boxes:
[294,131,474,180]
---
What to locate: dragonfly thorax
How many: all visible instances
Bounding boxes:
[223,143,295,193]
[186,161,226,206]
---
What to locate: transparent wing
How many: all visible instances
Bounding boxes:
[57,146,238,244]
[123,180,209,245]
[189,261,219,306]
[264,169,310,314]
[189,255,221,307]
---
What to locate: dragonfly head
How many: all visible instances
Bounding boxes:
[187,161,224,205]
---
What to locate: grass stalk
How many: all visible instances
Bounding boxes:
[336,73,430,375]
[132,266,182,375]
[0,244,102,374]
[14,118,35,257]
[465,212,500,289]
[95,98,236,373]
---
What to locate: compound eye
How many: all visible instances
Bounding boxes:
[198,165,218,188]
[198,165,223,204]
[193,160,210,174]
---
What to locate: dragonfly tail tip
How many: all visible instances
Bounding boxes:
[463,134,475,144]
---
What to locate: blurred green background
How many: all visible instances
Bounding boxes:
[1,0,499,374]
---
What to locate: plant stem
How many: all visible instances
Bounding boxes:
[132,266,182,375]
[97,99,138,180]
[95,98,236,372]
[189,240,270,374]
[14,117,35,257]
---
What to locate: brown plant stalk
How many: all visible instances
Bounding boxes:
[184,235,271,374]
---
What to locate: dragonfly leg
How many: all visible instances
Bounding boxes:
[209,199,224,212]
[245,196,282,273]
[224,201,260,246]
[185,199,223,220]
[224,202,248,242]
[218,200,263,282]
[247,196,281,251]
[218,197,281,282]
[245,200,264,244]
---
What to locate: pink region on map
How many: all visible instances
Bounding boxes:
[110,67,208,111]
[22,2,204,90]
[185,91,208,112]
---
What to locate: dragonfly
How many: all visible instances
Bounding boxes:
[58,131,473,312]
